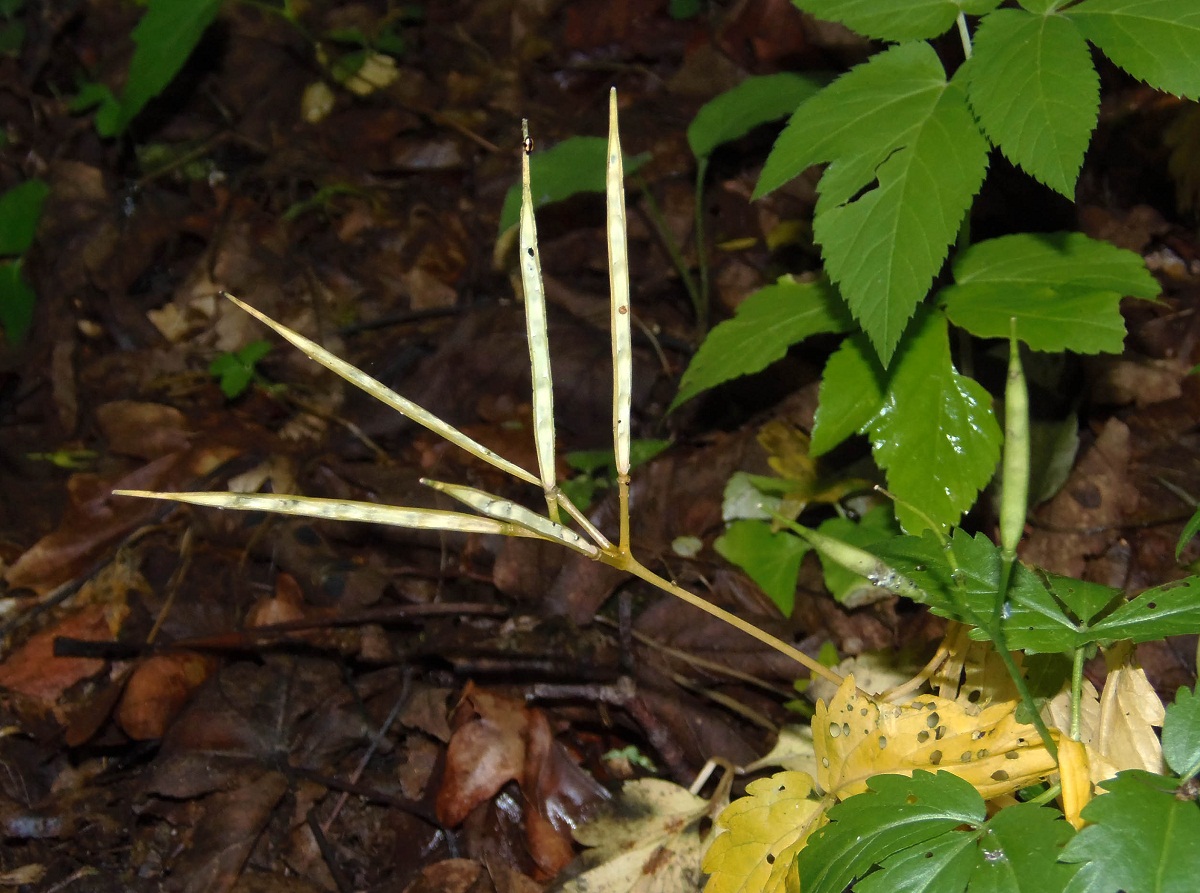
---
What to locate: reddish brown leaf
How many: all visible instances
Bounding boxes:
[0,604,121,706]
[117,651,216,741]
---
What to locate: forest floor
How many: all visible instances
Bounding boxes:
[1,1,1199,891]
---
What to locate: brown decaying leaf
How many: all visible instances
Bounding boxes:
[814,675,1058,800]
[117,651,216,741]
[163,770,289,893]
[437,683,609,878]
[4,445,238,595]
[0,603,123,707]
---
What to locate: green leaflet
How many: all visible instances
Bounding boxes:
[96,0,222,136]
[810,311,1002,533]
[496,137,650,236]
[1059,771,1200,893]
[1162,685,1200,780]
[0,178,48,255]
[866,310,1001,533]
[758,43,989,364]
[940,233,1158,354]
[793,0,1003,42]
[1065,0,1200,101]
[810,334,885,457]
[714,519,811,615]
[670,278,852,411]
[0,259,35,343]
[967,9,1098,197]
[687,73,826,160]
[801,772,1075,893]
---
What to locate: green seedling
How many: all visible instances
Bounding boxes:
[208,340,272,399]
[0,177,48,344]
[560,438,671,509]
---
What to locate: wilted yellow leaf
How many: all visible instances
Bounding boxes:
[703,771,828,893]
[558,778,714,893]
[1097,641,1165,774]
[756,420,868,516]
[814,675,1058,800]
[1057,736,1092,830]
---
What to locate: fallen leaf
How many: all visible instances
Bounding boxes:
[703,771,828,893]
[555,777,714,893]
[117,651,216,741]
[814,675,1058,800]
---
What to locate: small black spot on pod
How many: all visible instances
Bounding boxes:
[992,770,1009,782]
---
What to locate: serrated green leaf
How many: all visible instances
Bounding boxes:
[96,0,223,136]
[941,232,1157,353]
[866,310,1001,532]
[967,10,1098,197]
[1066,0,1200,101]
[810,333,885,456]
[1085,577,1200,644]
[1163,685,1200,779]
[688,73,826,160]
[793,0,1003,41]
[1060,771,1200,893]
[1019,0,1071,12]
[0,259,35,343]
[968,804,1078,893]
[670,278,852,410]
[0,178,48,256]
[798,771,985,893]
[759,43,989,362]
[496,137,650,235]
[1037,572,1122,625]
[856,832,978,893]
[714,519,811,615]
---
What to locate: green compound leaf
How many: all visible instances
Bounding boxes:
[1060,771,1200,893]
[1066,0,1200,101]
[1163,685,1200,779]
[714,519,811,615]
[0,178,48,256]
[809,333,885,456]
[687,73,826,160]
[941,233,1158,354]
[670,278,852,411]
[1176,504,1200,559]
[496,137,650,236]
[96,0,223,137]
[758,43,989,364]
[793,0,1003,42]
[798,771,985,893]
[866,309,1001,533]
[1086,577,1200,645]
[967,9,1098,197]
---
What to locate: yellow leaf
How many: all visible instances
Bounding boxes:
[703,771,828,893]
[814,675,1058,800]
[1057,736,1092,830]
[560,778,714,893]
[1097,641,1165,775]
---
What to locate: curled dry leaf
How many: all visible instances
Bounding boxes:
[116,651,216,740]
[437,683,608,878]
[814,675,1058,800]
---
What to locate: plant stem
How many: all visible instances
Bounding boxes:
[609,553,845,687]
[956,13,973,60]
[634,173,704,328]
[1071,646,1084,740]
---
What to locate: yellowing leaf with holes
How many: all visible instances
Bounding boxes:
[703,771,829,893]
[559,778,714,893]
[814,675,1058,800]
